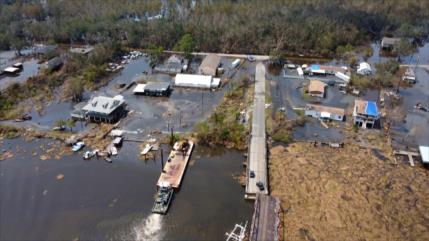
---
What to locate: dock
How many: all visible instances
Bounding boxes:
[245,63,268,199]
[393,150,419,167]
[157,141,194,188]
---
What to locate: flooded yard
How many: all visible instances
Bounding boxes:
[0,54,255,241]
[0,50,40,91]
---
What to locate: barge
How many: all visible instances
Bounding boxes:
[157,140,194,188]
[152,140,194,214]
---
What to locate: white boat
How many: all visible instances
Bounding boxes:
[72,141,85,152]
[113,137,123,147]
[110,146,118,156]
[141,144,153,155]
[83,150,96,160]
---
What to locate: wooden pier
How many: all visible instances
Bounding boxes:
[157,141,194,188]
[393,150,419,167]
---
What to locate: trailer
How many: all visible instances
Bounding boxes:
[335,71,350,82]
[231,59,241,68]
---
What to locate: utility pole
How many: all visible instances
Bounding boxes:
[160,148,165,173]
[170,126,174,146]
[201,89,204,116]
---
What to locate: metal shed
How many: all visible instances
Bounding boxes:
[198,54,221,76]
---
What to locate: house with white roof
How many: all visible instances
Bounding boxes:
[81,95,126,123]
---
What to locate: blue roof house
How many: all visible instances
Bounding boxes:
[353,99,380,129]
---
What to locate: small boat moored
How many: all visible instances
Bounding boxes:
[83,150,97,160]
[152,182,174,214]
[141,144,153,155]
[113,137,123,147]
[13,62,23,69]
[110,146,118,156]
[72,141,85,152]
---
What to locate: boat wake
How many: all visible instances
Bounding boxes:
[132,214,164,241]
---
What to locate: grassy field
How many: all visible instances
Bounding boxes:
[269,142,429,241]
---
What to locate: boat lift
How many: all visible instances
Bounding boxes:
[225,221,247,241]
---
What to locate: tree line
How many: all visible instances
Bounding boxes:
[1,0,428,56]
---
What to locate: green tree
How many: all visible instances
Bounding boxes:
[54,119,67,128]
[269,48,285,65]
[396,39,416,58]
[66,119,76,132]
[66,77,84,102]
[148,45,164,67]
[174,33,195,59]
[375,60,400,88]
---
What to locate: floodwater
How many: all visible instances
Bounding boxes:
[267,66,350,142]
[389,42,429,147]
[8,55,250,135]
[92,56,251,135]
[269,41,429,144]
[0,50,40,91]
[0,138,252,241]
[390,64,429,147]
[0,54,254,241]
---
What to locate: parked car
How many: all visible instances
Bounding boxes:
[250,170,255,178]
[256,181,265,191]
[247,55,256,62]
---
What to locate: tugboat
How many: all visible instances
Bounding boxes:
[152,182,174,214]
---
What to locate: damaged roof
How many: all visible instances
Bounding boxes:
[308,79,326,93]
[354,99,379,116]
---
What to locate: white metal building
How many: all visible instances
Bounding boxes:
[174,74,220,88]
[335,71,350,82]
[419,146,429,164]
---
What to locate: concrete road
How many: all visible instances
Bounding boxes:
[246,63,268,198]
[163,50,270,61]
[400,64,429,71]
[250,194,280,241]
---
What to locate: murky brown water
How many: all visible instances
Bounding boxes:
[0,138,252,241]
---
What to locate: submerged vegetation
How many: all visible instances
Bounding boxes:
[1,0,428,56]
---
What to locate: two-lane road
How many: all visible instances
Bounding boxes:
[246,62,268,198]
